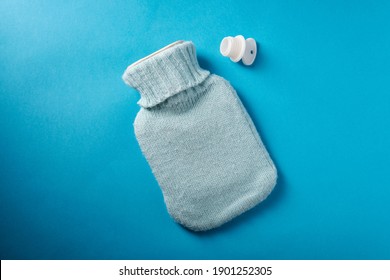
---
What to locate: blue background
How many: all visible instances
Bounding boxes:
[1,0,390,259]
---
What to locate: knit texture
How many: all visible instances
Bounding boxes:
[123,41,277,231]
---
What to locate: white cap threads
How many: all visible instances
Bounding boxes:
[220,35,257,66]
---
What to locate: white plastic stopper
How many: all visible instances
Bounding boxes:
[220,35,257,66]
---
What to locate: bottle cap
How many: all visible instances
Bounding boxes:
[220,35,257,66]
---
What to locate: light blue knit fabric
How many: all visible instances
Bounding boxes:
[122,41,277,231]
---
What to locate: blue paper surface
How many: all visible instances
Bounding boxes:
[1,0,390,259]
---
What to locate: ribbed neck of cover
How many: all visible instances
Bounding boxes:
[122,41,210,108]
